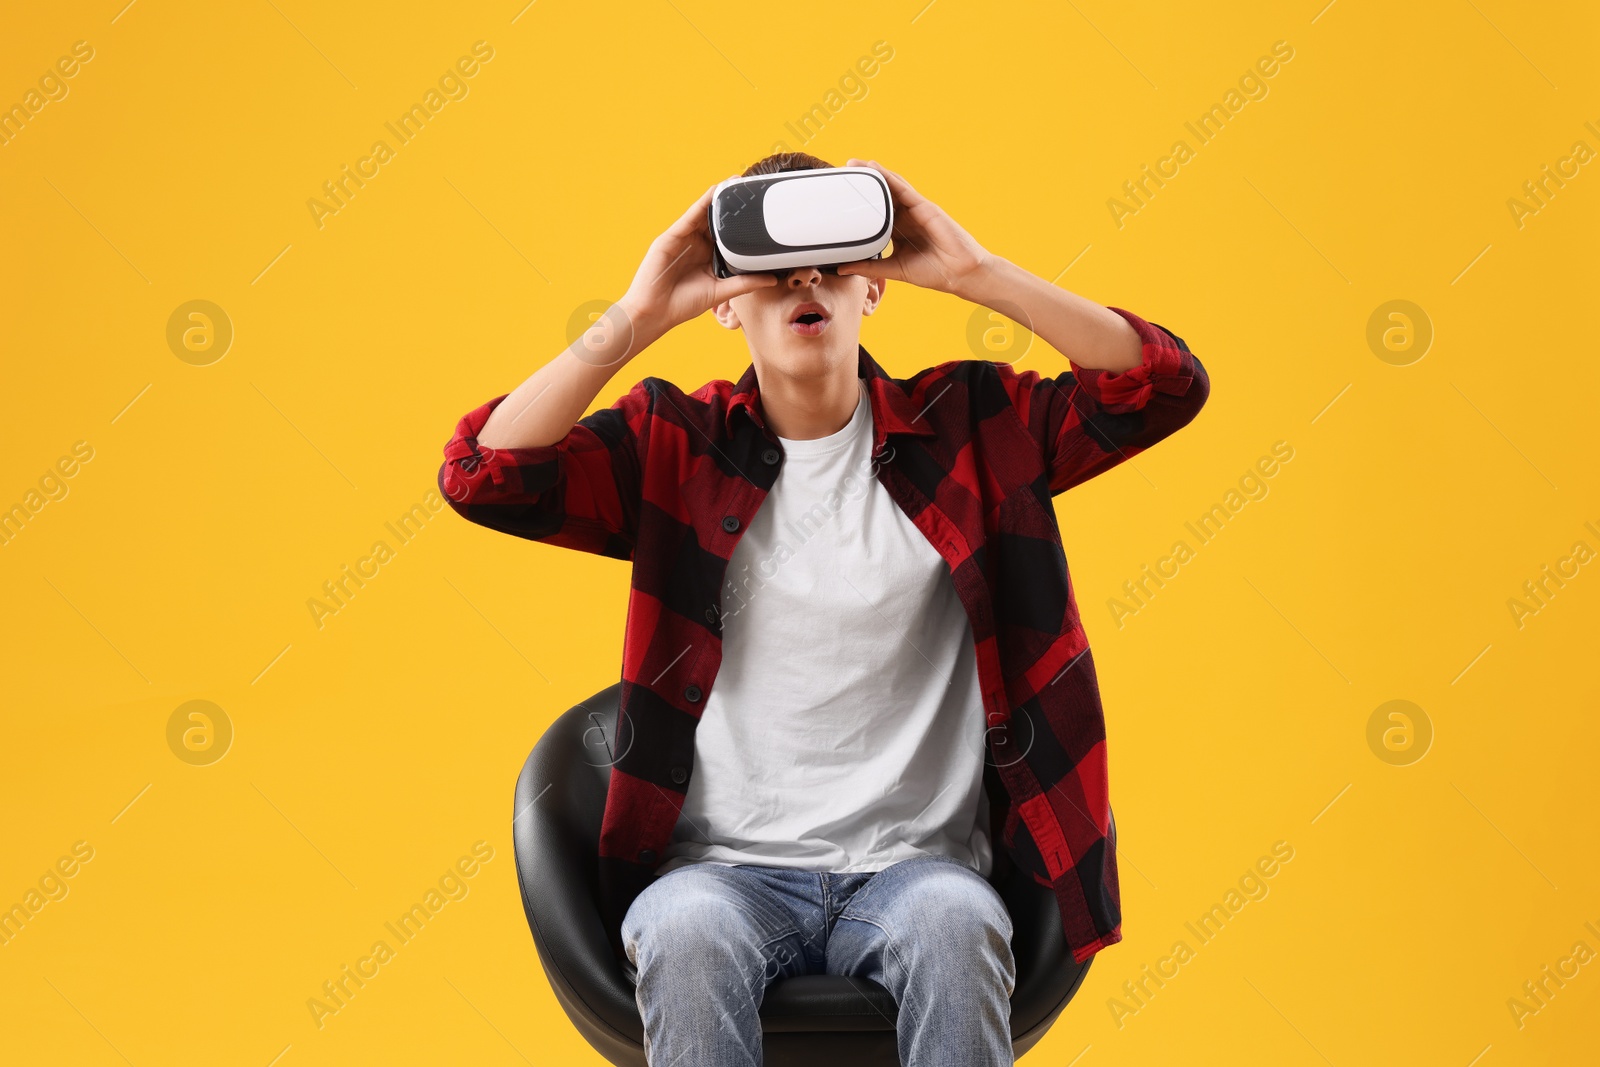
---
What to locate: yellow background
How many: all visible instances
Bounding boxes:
[2,1,1596,1063]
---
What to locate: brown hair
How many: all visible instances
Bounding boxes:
[741,151,835,177]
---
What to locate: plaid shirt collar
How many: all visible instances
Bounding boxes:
[723,344,940,453]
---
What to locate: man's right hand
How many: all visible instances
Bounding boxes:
[475,178,778,451]
[618,179,780,345]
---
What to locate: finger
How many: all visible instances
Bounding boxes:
[664,185,713,239]
[664,176,734,240]
[713,271,781,301]
[872,160,924,202]
[889,206,931,241]
[847,158,930,258]
[885,215,935,262]
[851,158,927,209]
[837,256,905,283]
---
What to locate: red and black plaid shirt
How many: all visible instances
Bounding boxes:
[439,305,1209,964]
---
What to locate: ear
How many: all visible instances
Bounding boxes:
[712,298,741,330]
[862,275,886,317]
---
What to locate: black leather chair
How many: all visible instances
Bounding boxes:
[514,684,1103,1065]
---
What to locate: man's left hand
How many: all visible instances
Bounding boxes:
[836,159,993,300]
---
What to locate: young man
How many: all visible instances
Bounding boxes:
[439,152,1209,1065]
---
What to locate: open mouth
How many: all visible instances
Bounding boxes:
[789,302,829,337]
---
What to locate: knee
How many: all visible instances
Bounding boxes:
[897,867,1015,969]
[622,868,765,971]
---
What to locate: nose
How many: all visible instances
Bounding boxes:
[780,265,823,288]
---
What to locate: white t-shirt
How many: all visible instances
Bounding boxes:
[657,377,992,877]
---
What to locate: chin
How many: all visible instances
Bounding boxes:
[753,330,857,379]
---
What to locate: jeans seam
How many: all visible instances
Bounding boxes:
[846,913,919,1035]
[746,926,804,997]
[818,873,831,960]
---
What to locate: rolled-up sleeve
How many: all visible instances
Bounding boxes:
[997,306,1209,494]
[437,381,650,561]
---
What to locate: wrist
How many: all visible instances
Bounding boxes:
[952,251,1017,306]
[566,298,654,374]
[612,296,665,356]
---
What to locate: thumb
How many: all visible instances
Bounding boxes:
[713,271,781,301]
[837,257,901,282]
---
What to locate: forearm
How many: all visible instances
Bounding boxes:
[958,256,1142,374]
[477,301,658,450]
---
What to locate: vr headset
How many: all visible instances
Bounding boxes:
[709,166,893,278]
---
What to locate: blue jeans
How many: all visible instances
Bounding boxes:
[620,853,1016,1066]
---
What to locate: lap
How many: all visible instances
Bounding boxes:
[621,862,817,982]
[839,855,1011,935]
[827,855,1014,979]
[620,855,1012,986]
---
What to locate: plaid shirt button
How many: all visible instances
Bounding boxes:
[721,515,740,533]
[670,766,687,784]
[761,447,780,465]
[684,684,703,702]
